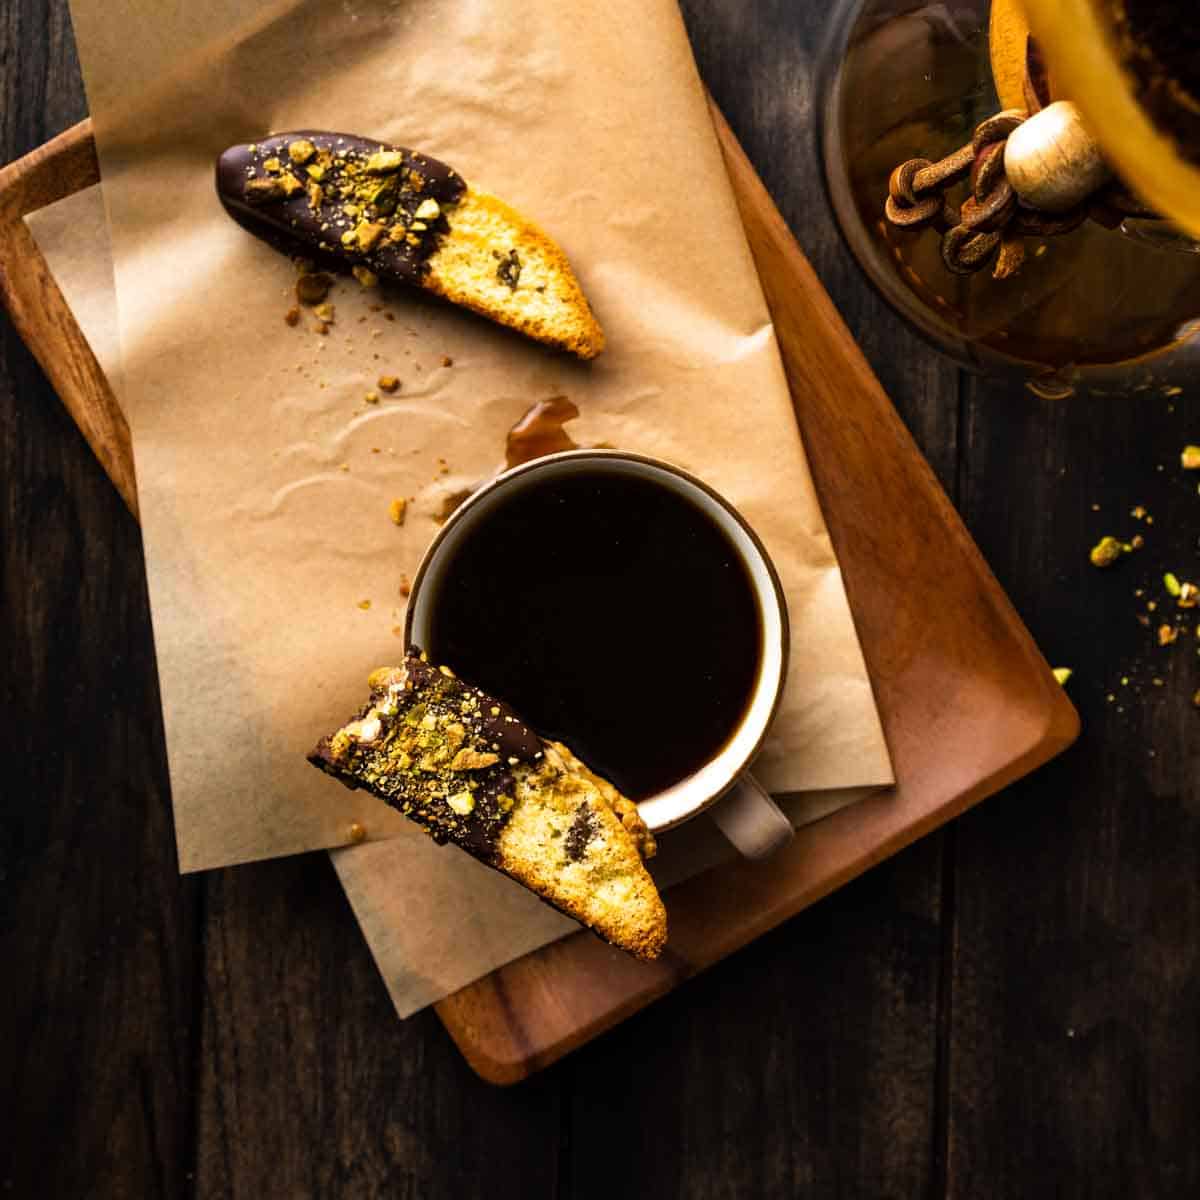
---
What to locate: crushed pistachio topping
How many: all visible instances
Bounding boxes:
[235,134,464,285]
[447,790,476,815]
[244,177,285,205]
[366,150,405,174]
[1052,667,1072,686]
[288,138,317,165]
[311,656,542,857]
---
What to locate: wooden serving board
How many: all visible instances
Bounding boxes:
[0,106,1078,1086]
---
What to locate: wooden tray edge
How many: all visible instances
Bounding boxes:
[437,692,1078,1085]
[0,111,1080,1089]
[0,119,138,516]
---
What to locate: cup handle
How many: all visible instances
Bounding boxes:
[708,772,794,860]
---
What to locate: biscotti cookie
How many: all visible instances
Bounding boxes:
[309,653,666,961]
[216,131,604,359]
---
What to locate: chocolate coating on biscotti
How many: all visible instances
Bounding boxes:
[308,652,541,860]
[216,131,466,284]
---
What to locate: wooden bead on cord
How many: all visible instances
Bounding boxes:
[1003,100,1110,212]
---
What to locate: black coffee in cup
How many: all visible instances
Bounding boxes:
[424,465,763,800]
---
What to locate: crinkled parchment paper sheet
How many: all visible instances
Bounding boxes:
[52,0,893,1014]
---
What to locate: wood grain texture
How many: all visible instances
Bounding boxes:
[194,855,562,1198]
[943,375,1200,1198]
[6,0,1196,1197]
[0,5,198,1199]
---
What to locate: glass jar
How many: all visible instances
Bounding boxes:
[818,0,1200,391]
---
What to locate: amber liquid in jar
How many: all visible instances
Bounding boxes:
[829,0,1200,374]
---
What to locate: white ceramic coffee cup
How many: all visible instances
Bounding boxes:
[404,450,794,860]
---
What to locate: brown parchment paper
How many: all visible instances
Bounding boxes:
[57,0,894,1012]
[29,183,885,1014]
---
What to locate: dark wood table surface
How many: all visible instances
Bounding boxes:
[4,2,1198,1197]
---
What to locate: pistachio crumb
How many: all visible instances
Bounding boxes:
[447,790,476,815]
[365,150,405,174]
[244,176,285,204]
[389,498,407,526]
[449,748,500,771]
[364,391,380,405]
[1089,536,1124,568]
[1165,572,1182,597]
[1052,667,1072,686]
[354,220,386,251]
[288,138,317,165]
[295,272,333,305]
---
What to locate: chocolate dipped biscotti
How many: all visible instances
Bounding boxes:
[309,653,666,961]
[217,132,604,359]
